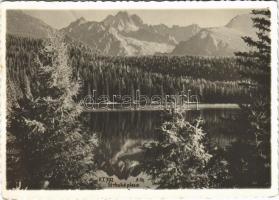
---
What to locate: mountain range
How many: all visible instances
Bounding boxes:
[7,10,53,38]
[7,10,255,56]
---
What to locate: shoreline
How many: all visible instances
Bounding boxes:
[83,103,240,112]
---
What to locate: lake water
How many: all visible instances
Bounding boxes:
[83,106,246,188]
[7,106,249,189]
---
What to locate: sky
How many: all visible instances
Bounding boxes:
[24,9,251,29]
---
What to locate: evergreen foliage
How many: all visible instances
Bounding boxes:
[8,32,98,189]
[140,111,232,188]
[233,9,271,187]
[141,112,212,188]
[7,34,248,104]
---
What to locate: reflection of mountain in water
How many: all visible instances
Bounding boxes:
[85,111,162,179]
[84,109,243,179]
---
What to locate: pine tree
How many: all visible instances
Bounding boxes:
[9,32,98,189]
[141,111,212,188]
[234,9,271,186]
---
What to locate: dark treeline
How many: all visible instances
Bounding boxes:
[7,34,248,105]
[95,55,242,81]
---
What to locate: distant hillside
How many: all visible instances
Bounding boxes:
[7,10,53,38]
[226,14,254,35]
[171,14,255,56]
[6,10,255,57]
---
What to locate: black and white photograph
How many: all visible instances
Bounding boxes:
[1,1,278,198]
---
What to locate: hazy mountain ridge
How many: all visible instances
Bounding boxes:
[7,10,255,57]
[7,10,53,38]
[172,14,255,56]
[61,11,203,56]
[226,14,254,34]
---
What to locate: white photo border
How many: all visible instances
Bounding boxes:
[0,1,278,199]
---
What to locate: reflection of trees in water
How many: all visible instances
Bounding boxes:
[84,109,244,180]
[85,111,164,179]
[184,109,246,148]
[87,109,243,149]
[88,111,161,139]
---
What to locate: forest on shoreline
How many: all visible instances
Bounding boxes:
[6,34,248,110]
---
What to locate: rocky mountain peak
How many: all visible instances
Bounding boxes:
[74,17,87,25]
[103,11,143,32]
[130,14,144,26]
[70,17,87,26]
[77,16,86,22]
[115,11,129,18]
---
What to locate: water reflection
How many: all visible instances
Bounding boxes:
[84,108,244,181]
